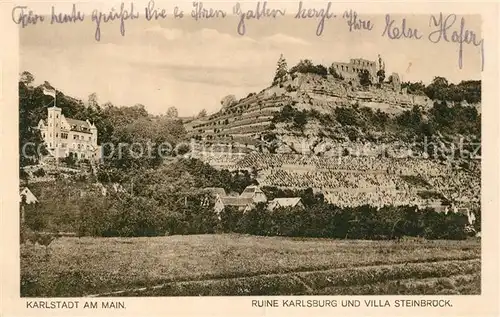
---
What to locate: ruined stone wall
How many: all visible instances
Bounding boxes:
[297,73,428,111]
[331,58,377,83]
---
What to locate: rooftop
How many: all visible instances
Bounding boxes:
[204,187,227,197]
[220,196,254,207]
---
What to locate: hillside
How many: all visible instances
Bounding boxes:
[182,57,481,213]
[185,64,480,155]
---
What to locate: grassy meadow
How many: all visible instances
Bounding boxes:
[21,234,481,297]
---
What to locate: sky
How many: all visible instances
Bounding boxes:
[20,11,483,117]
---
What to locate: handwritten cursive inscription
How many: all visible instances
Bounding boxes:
[51,4,85,24]
[233,2,285,36]
[294,1,335,36]
[428,13,484,71]
[343,10,373,32]
[12,6,45,28]
[8,2,487,72]
[145,0,167,20]
[192,2,226,20]
[382,14,422,40]
[92,2,140,41]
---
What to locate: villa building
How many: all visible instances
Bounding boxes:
[37,106,101,160]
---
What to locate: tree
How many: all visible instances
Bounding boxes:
[220,95,237,109]
[376,69,385,83]
[62,153,77,167]
[315,64,328,77]
[166,106,178,118]
[43,81,55,90]
[425,76,450,100]
[328,65,343,79]
[359,69,371,86]
[431,76,449,87]
[102,101,113,109]
[88,93,99,109]
[293,110,307,130]
[273,54,288,85]
[401,81,426,95]
[197,109,207,118]
[20,71,34,86]
[18,82,49,167]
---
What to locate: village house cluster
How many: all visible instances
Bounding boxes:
[204,185,304,214]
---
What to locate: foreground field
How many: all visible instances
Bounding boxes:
[21,234,481,297]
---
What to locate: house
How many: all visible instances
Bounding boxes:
[19,187,38,204]
[267,197,304,211]
[202,187,227,207]
[204,187,227,198]
[457,208,476,226]
[239,185,267,203]
[37,105,101,160]
[212,185,267,214]
[93,182,108,196]
[214,196,255,214]
[445,205,477,226]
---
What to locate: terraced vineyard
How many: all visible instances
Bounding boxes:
[21,234,480,297]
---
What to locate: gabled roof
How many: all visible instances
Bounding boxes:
[65,117,92,130]
[38,112,95,133]
[456,208,472,216]
[220,196,254,207]
[20,187,32,194]
[20,187,38,203]
[240,185,264,198]
[204,187,227,197]
[269,197,302,209]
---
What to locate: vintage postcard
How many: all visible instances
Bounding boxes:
[0,0,498,316]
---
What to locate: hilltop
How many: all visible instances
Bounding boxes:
[184,56,481,155]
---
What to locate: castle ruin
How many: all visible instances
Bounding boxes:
[331,58,378,83]
[330,55,400,92]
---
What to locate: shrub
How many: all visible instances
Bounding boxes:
[219,206,244,233]
[33,168,46,177]
[62,153,77,167]
[289,60,329,76]
[285,85,296,92]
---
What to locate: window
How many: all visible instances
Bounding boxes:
[56,133,58,137]
[49,114,52,118]
[49,133,52,137]
[89,136,91,141]
[43,133,45,138]
[57,114,59,118]
[80,135,84,140]
[61,133,68,139]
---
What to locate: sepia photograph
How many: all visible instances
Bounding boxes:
[16,8,483,298]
